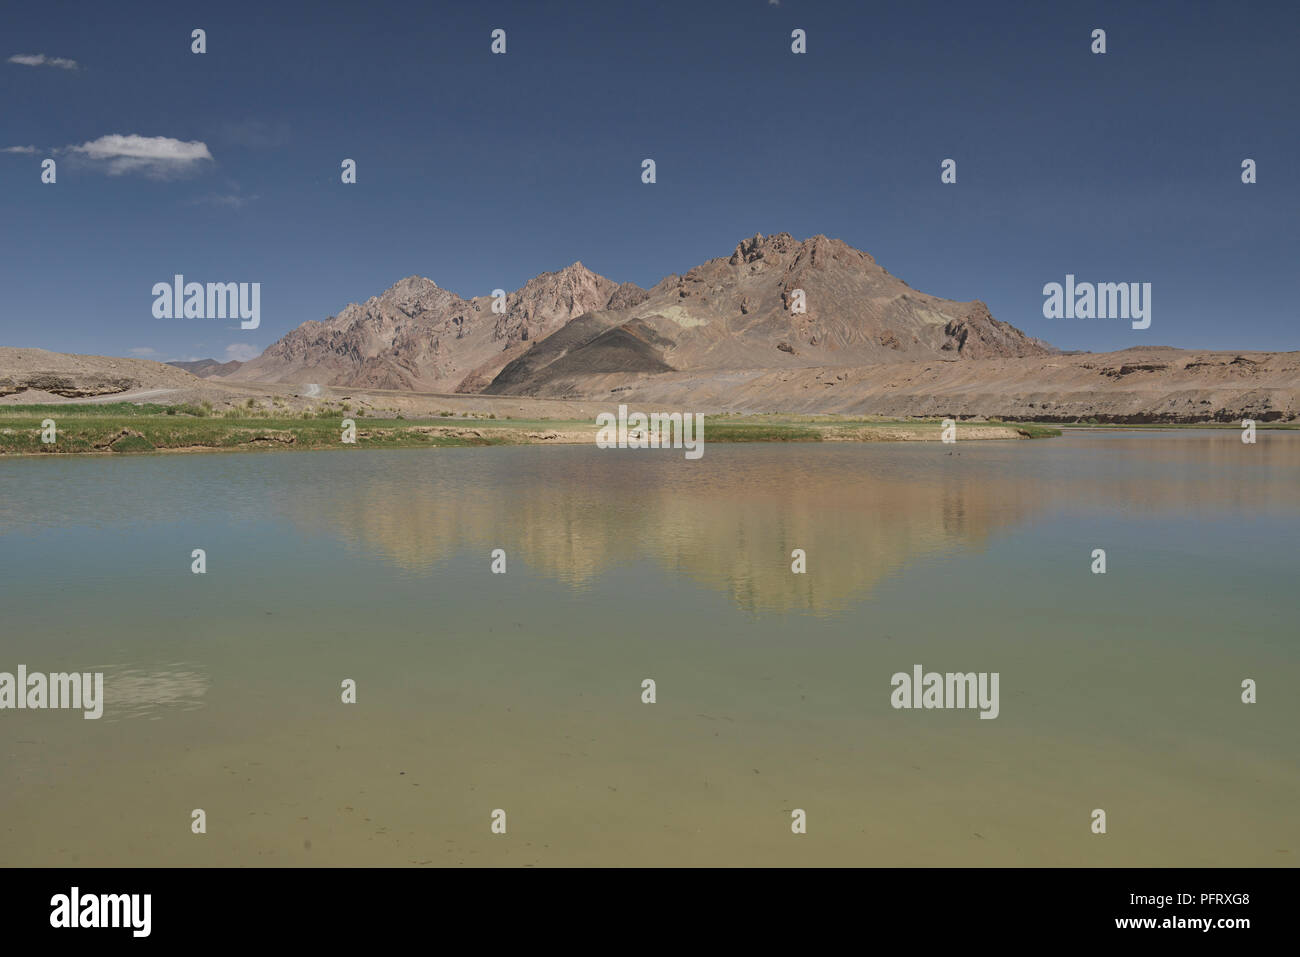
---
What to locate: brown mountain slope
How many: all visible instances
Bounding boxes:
[168,358,244,378]
[487,232,1051,394]
[522,347,1299,423]
[227,265,642,393]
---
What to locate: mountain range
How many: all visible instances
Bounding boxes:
[223,265,642,393]
[213,233,1053,394]
[139,232,1298,422]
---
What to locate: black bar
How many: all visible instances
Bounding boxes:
[0,867,1281,943]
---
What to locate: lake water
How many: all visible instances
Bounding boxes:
[1,431,1296,866]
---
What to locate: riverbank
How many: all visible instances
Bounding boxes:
[0,404,1061,455]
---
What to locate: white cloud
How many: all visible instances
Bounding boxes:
[68,134,213,178]
[8,53,79,70]
[1,145,37,153]
[224,343,261,362]
[190,192,258,209]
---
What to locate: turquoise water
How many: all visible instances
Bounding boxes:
[0,431,1296,865]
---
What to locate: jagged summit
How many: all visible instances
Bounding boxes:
[725,233,876,268]
[373,275,440,301]
[386,274,439,289]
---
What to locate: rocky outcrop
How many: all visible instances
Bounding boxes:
[0,348,202,398]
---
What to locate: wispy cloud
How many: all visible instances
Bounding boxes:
[188,191,259,209]
[1,145,38,154]
[8,53,79,70]
[224,343,261,362]
[67,134,213,178]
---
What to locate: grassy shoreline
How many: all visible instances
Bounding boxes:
[6,401,1294,459]
[0,404,1071,456]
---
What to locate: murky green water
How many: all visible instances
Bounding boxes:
[1,431,1296,866]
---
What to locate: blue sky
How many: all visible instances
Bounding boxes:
[2,0,1296,363]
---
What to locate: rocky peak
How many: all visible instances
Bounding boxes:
[729,232,873,270]
[488,261,619,345]
[372,275,454,319]
[606,281,649,311]
[379,275,441,301]
[511,263,616,315]
[729,232,798,264]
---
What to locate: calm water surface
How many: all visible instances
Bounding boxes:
[0,431,1296,866]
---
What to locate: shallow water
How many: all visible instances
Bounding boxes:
[0,431,1296,866]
